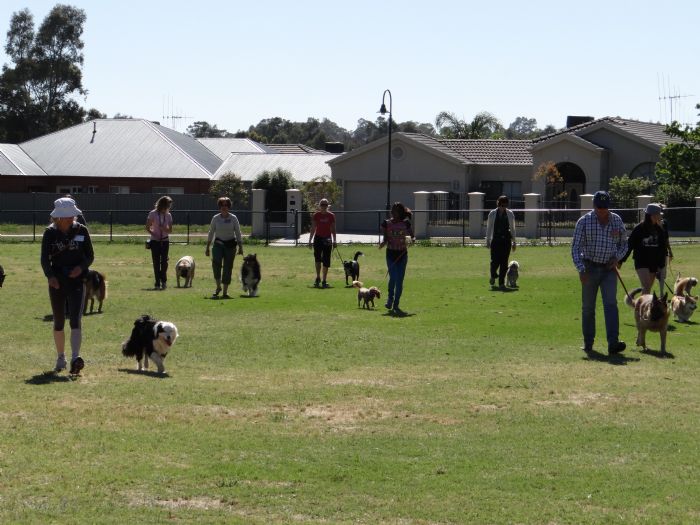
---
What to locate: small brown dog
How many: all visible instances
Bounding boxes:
[353,280,380,309]
[671,273,698,323]
[175,256,195,288]
[84,269,107,314]
[625,287,670,353]
[673,273,698,296]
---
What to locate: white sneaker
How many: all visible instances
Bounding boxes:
[54,355,67,372]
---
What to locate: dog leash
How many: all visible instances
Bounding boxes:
[614,266,634,303]
[334,245,345,266]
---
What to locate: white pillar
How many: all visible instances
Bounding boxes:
[523,193,540,239]
[413,191,429,239]
[468,192,485,239]
[636,194,653,223]
[251,188,267,238]
[580,194,593,216]
[695,196,700,235]
[286,188,302,237]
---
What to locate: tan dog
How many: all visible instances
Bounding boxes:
[674,273,698,296]
[671,273,698,322]
[625,287,670,353]
[175,256,195,288]
[353,281,380,309]
[84,269,107,314]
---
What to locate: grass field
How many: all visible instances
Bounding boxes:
[1,241,699,524]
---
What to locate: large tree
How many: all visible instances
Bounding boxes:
[0,4,89,142]
[655,103,700,205]
[186,120,232,138]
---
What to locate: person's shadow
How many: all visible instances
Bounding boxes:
[25,371,75,384]
[582,349,640,365]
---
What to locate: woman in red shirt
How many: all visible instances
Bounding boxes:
[308,198,337,288]
[379,202,414,315]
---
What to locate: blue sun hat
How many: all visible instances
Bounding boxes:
[592,191,610,209]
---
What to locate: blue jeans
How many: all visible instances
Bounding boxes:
[386,250,408,308]
[581,265,619,348]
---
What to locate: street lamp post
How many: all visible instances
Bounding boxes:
[379,89,392,212]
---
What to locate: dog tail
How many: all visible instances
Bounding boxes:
[352,280,363,288]
[625,287,643,308]
[353,251,364,260]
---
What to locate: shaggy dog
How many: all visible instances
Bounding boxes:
[240,253,261,297]
[0,264,5,287]
[83,269,107,314]
[121,314,179,374]
[625,287,670,354]
[506,260,519,288]
[353,281,380,309]
[343,251,364,286]
[175,255,196,288]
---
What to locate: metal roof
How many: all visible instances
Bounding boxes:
[213,153,339,182]
[0,144,47,175]
[20,119,222,179]
[197,137,269,159]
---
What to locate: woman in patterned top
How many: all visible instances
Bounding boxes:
[41,197,94,374]
[145,196,173,290]
[379,202,414,315]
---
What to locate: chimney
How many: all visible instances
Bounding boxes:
[324,142,344,154]
[566,116,594,128]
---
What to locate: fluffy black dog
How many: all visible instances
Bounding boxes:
[343,251,364,286]
[0,264,5,287]
[121,314,179,374]
[241,253,261,297]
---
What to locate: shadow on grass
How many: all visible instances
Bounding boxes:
[117,368,169,378]
[25,371,76,385]
[238,294,259,299]
[582,349,640,365]
[490,286,518,293]
[640,348,675,359]
[40,314,53,322]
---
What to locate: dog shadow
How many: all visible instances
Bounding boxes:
[582,349,640,365]
[83,311,103,317]
[117,368,169,378]
[490,287,518,293]
[239,294,259,299]
[673,319,697,325]
[640,348,675,359]
[25,371,76,385]
[40,314,54,322]
[382,310,415,318]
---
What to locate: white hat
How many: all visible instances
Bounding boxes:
[50,197,82,218]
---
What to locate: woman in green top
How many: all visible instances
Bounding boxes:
[205,197,243,298]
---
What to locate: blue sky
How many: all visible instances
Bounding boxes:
[2,0,699,134]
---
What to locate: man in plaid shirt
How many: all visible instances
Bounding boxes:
[571,191,628,356]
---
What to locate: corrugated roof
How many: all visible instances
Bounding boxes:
[20,119,222,179]
[197,137,269,158]
[441,139,533,165]
[264,144,329,154]
[213,153,339,182]
[532,117,682,148]
[0,144,47,175]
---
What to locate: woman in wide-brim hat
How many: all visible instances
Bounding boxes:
[40,197,94,375]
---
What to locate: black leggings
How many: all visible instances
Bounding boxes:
[150,240,170,285]
[490,237,512,285]
[49,279,85,331]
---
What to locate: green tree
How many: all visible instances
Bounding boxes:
[435,111,501,139]
[186,120,231,138]
[252,168,297,215]
[209,172,248,206]
[0,4,89,142]
[608,174,652,208]
[655,104,700,206]
[506,116,538,139]
[301,176,341,211]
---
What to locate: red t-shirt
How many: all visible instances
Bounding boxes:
[313,211,335,237]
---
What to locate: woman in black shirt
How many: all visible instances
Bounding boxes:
[619,203,670,295]
[41,198,94,374]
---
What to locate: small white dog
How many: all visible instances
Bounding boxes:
[175,256,195,288]
[506,260,520,288]
[121,315,179,374]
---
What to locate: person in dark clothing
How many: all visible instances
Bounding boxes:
[619,203,671,294]
[146,196,173,290]
[485,195,517,289]
[41,197,95,374]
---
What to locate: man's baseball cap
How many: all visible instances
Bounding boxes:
[593,191,610,209]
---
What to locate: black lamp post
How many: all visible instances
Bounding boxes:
[379,89,392,211]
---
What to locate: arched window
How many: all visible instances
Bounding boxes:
[629,162,657,182]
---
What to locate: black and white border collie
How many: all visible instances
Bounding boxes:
[240,253,261,297]
[121,314,179,374]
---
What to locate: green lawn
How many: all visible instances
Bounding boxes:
[0,242,699,524]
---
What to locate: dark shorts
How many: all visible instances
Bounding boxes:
[313,236,332,267]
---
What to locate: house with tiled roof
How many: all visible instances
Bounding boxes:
[531,117,681,204]
[328,132,533,231]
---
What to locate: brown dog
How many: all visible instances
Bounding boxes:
[625,287,670,353]
[673,273,698,296]
[671,293,697,323]
[84,269,107,314]
[175,256,195,288]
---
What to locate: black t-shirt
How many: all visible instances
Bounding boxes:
[41,222,94,280]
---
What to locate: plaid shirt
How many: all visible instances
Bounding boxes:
[571,210,628,273]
